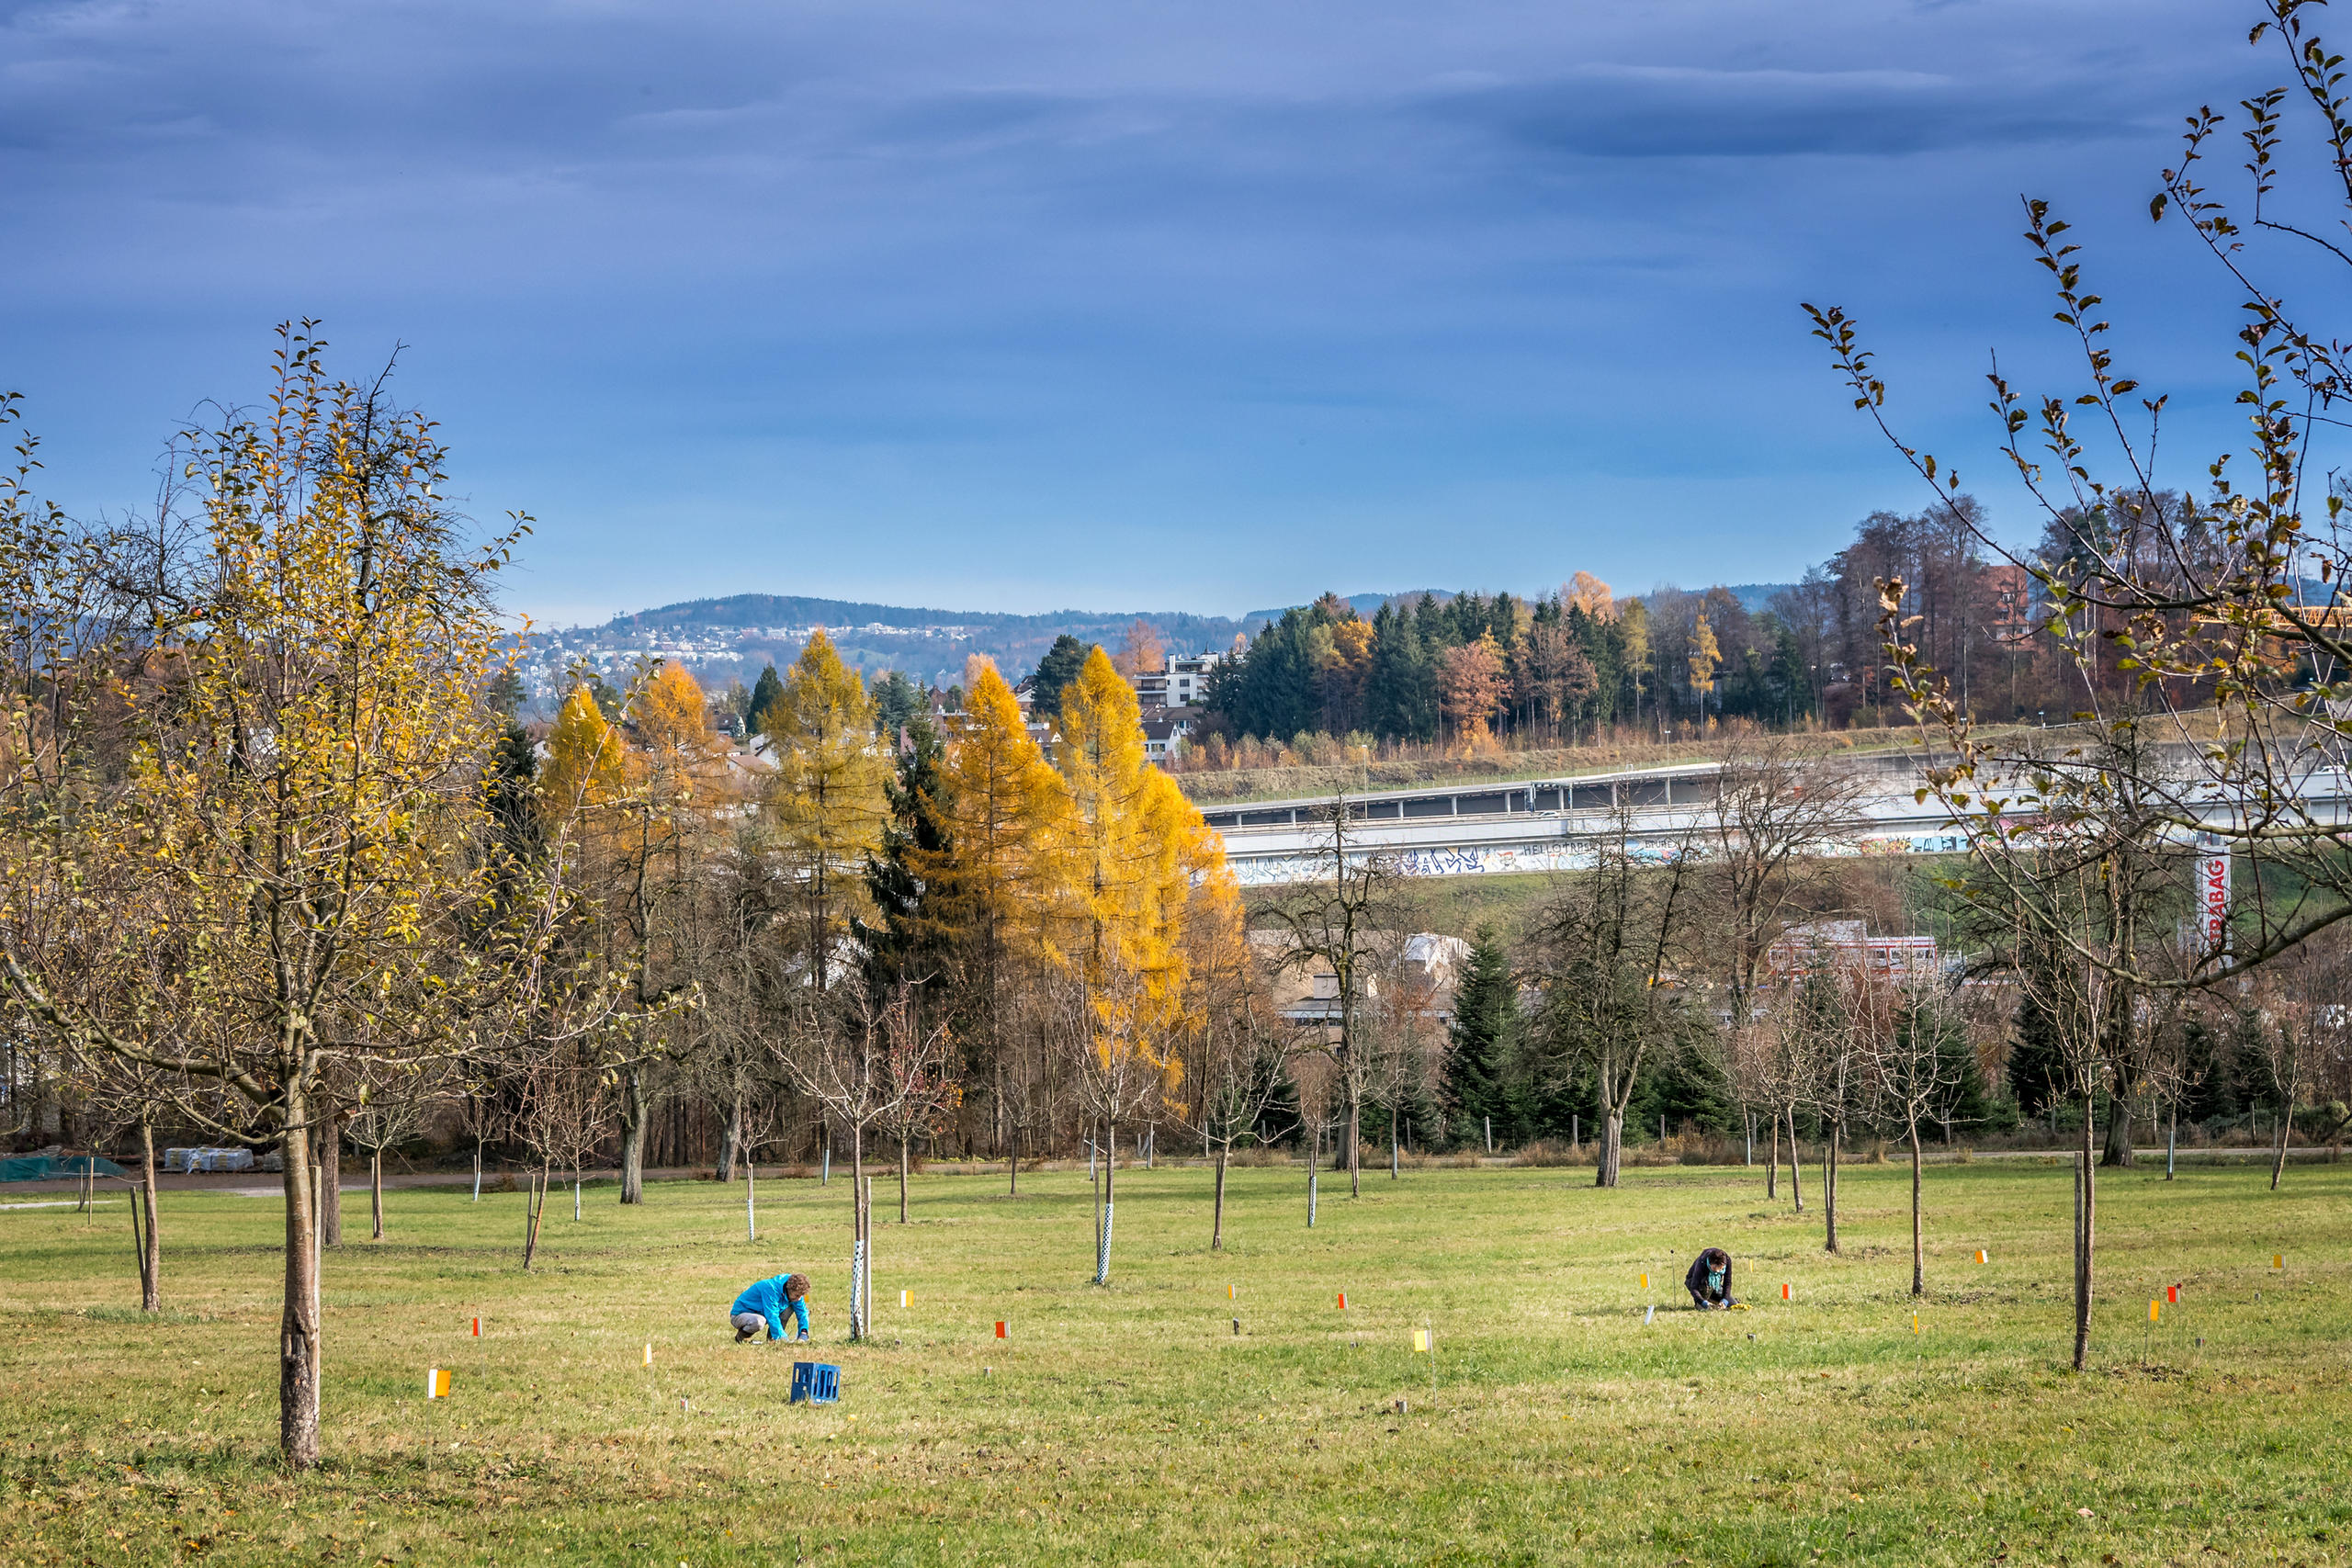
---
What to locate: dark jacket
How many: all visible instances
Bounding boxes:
[1685,1249,1733,1305]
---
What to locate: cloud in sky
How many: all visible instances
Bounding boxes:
[0,0,2288,624]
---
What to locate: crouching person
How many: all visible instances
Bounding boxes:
[731,1272,812,1343]
[1685,1247,1735,1310]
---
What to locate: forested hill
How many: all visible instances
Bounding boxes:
[598,594,1248,646]
[526,594,1255,702]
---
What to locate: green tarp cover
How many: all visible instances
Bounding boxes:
[0,1155,128,1182]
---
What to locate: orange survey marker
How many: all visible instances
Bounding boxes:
[1973,1249,1989,1265]
[1638,1273,1649,1291]
[425,1369,451,1399]
[2150,1300,2161,1323]
[994,1320,1008,1339]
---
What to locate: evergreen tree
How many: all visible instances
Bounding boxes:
[746,662,784,735]
[858,717,950,996]
[1627,1025,1735,1139]
[1442,928,1522,1147]
[1028,635,1091,725]
[2007,987,2068,1117]
[870,668,924,739]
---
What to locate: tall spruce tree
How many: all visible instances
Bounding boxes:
[746,662,784,736]
[1028,635,1091,725]
[1443,928,1521,1148]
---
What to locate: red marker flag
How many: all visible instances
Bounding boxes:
[470,1317,481,1338]
[994,1320,1007,1339]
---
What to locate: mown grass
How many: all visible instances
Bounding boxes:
[2,1156,2346,1566]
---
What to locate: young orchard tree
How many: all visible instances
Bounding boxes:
[1528,810,1704,1188]
[1815,3,2352,997]
[775,987,944,1339]
[2004,878,2119,1373]
[1172,897,1288,1249]
[1864,978,1963,1294]
[1359,934,1446,1179]
[1815,954,1897,1255]
[1256,791,1414,1198]
[345,1060,447,1243]
[0,330,587,1467]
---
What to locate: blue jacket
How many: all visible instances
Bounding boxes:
[730,1275,809,1340]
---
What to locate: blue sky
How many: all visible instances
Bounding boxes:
[0,0,2293,626]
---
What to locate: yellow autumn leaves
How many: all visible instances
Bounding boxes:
[541,631,1235,1087]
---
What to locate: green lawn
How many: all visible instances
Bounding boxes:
[3,1156,2346,1566]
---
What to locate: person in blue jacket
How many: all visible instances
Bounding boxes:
[730,1273,812,1342]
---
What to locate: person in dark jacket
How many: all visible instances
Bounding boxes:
[730,1273,811,1341]
[1686,1247,1735,1309]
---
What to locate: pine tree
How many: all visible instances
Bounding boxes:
[746,662,785,735]
[1028,635,1091,725]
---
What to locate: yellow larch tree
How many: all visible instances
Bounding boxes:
[763,629,888,992]
[1055,646,1212,1280]
[911,660,1071,1191]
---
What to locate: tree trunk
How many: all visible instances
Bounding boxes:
[855,1123,875,1344]
[1346,1087,1362,1198]
[1908,1120,1924,1297]
[2101,1087,2135,1168]
[1823,1119,1840,1253]
[2270,1092,2290,1190]
[999,1060,1017,1197]
[899,1132,911,1223]
[715,1092,741,1182]
[1094,1127,1115,1285]
[1595,1110,1623,1189]
[369,1149,385,1242]
[277,1112,323,1470]
[318,1103,343,1247]
[1767,1112,1780,1200]
[1787,1108,1805,1213]
[1390,1111,1399,1179]
[523,1167,548,1271]
[133,1119,161,1312]
[2166,1104,2177,1181]
[2073,1119,2095,1372]
[619,1062,648,1205]
[472,1139,483,1203]
[746,1147,758,1242]
[1307,1122,1319,1226]
[1212,1143,1228,1251]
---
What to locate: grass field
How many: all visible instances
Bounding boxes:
[3,1156,2346,1566]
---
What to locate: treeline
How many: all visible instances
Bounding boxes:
[1199,498,2103,759]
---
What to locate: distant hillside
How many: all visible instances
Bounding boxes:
[525,594,1250,702]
